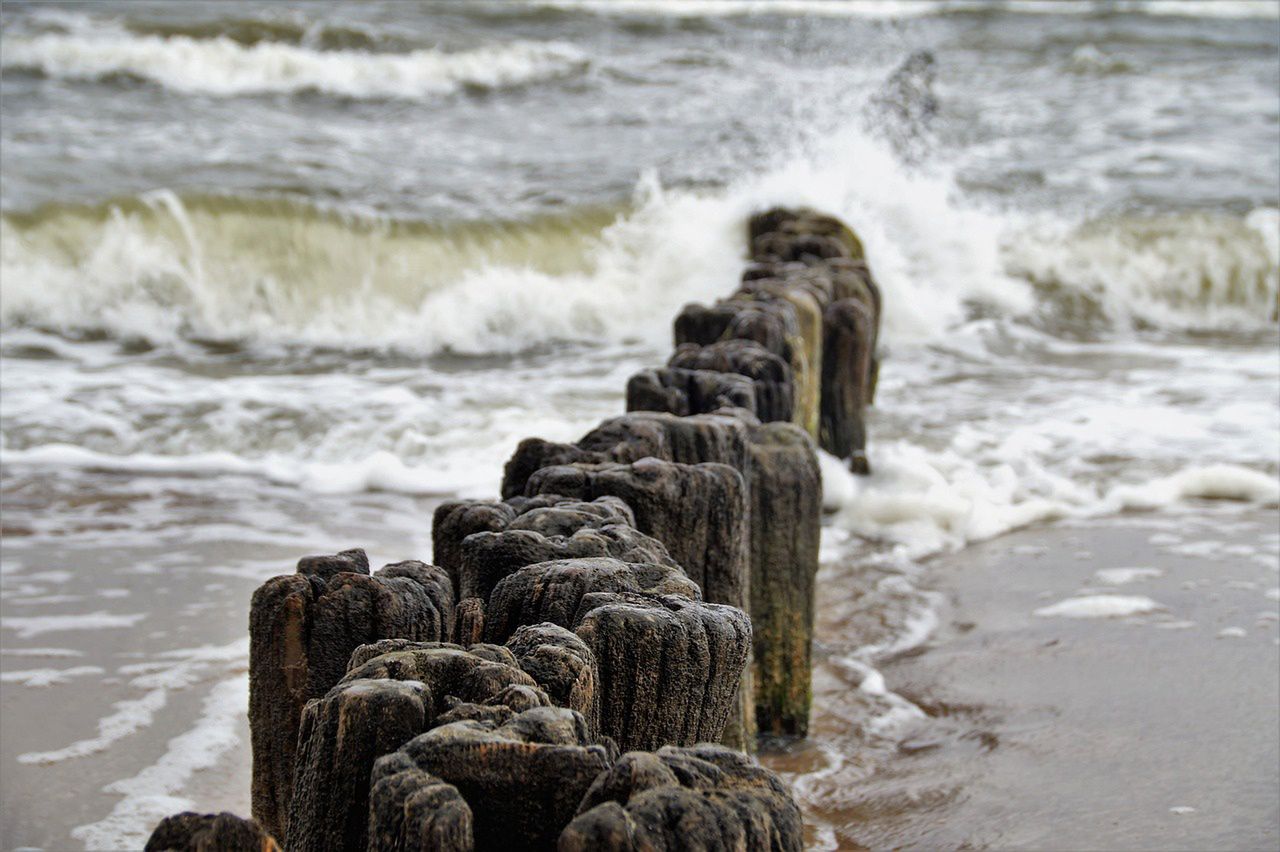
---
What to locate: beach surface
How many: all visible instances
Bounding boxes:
[0,470,447,851]
[762,505,1280,850]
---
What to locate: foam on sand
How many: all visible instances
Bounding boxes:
[1093,567,1163,586]
[0,611,147,639]
[0,665,105,687]
[1033,595,1165,619]
[71,676,249,851]
[16,637,249,765]
[1108,465,1280,509]
[0,647,85,658]
[18,689,168,765]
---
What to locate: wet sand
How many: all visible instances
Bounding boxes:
[762,506,1280,851]
[0,469,446,851]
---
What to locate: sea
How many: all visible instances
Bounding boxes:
[1,1,1277,849]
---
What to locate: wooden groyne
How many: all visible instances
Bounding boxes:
[144,207,879,852]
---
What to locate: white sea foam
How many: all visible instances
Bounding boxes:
[818,450,856,512]
[16,637,248,765]
[1093,567,1163,586]
[1107,465,1280,509]
[0,647,85,658]
[1167,540,1225,558]
[1034,595,1165,619]
[19,688,167,764]
[0,32,588,100]
[0,665,104,687]
[1225,579,1259,590]
[830,654,926,735]
[71,676,248,851]
[8,594,86,606]
[822,431,1278,563]
[4,122,1274,365]
[1067,44,1133,76]
[1,611,147,639]
[0,109,1027,355]
[1005,209,1280,332]
[0,406,593,500]
[155,638,251,665]
[824,440,1071,559]
[1135,1,1280,19]
[19,570,74,584]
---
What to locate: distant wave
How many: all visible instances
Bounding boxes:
[121,19,414,52]
[19,6,415,52]
[0,31,589,100]
[1066,44,1135,75]
[529,0,1280,20]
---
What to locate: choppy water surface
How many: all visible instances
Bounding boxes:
[1,1,1277,849]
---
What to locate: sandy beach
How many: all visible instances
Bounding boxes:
[762,505,1280,850]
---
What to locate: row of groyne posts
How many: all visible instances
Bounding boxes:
[145,208,880,852]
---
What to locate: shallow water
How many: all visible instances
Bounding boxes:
[1,1,1277,849]
[762,507,1279,850]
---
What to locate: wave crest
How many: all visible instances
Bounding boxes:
[0,193,653,353]
[1006,209,1280,331]
[122,19,413,53]
[0,31,588,100]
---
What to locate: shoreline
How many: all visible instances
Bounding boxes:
[761,504,1280,850]
[5,485,1275,849]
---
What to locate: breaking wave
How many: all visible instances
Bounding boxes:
[1007,208,1280,331]
[0,30,588,100]
[0,186,750,355]
[3,117,1277,360]
[6,88,1278,365]
[15,6,417,52]
[120,20,414,53]
[0,116,1027,355]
